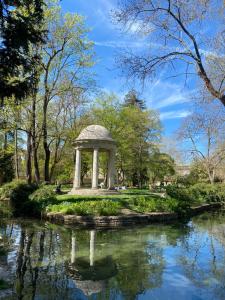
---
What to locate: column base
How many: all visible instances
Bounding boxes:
[68,188,120,196]
[72,186,81,192]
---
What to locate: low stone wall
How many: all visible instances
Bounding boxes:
[190,203,222,215]
[46,203,222,228]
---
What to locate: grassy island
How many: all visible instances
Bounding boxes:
[0,181,224,219]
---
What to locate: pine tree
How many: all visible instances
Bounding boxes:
[0,0,46,105]
[124,89,146,110]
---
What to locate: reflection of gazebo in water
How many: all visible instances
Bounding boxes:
[70,125,118,195]
[67,231,117,296]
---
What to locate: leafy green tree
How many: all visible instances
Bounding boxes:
[9,1,95,183]
[40,2,94,182]
[149,152,176,186]
[177,160,210,186]
[90,93,161,187]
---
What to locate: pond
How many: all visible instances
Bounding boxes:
[0,211,225,300]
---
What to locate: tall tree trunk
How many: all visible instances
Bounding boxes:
[33,147,40,183]
[16,230,34,300]
[26,132,32,184]
[31,94,40,183]
[31,231,45,300]
[49,163,55,183]
[43,102,50,182]
[49,138,61,182]
[14,127,19,179]
[3,132,7,150]
[208,169,215,184]
[16,229,25,299]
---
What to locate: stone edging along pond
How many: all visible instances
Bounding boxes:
[45,203,222,228]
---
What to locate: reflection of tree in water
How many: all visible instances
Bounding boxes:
[14,226,77,300]
[177,212,225,300]
[0,219,197,300]
[163,223,191,247]
[115,246,164,299]
[0,222,17,298]
[112,223,192,299]
[0,223,74,299]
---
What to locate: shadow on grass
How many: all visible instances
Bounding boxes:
[122,192,151,196]
[57,196,124,204]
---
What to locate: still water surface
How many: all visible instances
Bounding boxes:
[1,211,225,300]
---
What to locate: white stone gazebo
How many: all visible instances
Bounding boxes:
[70,125,117,195]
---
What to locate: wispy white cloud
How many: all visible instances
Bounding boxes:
[94,39,160,49]
[160,110,191,120]
[144,78,194,109]
[93,0,116,28]
[154,93,190,109]
[95,40,145,48]
[98,0,115,11]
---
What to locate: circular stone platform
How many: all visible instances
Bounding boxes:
[68,188,119,196]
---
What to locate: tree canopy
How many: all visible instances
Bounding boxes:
[89,93,161,187]
[0,0,46,105]
[114,0,225,106]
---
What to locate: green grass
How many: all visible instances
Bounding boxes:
[46,199,122,216]
[45,190,180,216]
[56,189,158,202]
[2,183,224,218]
[127,196,179,213]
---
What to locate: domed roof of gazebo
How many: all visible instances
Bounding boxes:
[76,125,114,142]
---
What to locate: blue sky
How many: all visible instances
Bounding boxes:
[61,0,196,136]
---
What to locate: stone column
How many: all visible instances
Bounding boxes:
[73,148,81,189]
[107,149,115,189]
[92,148,99,189]
[89,230,95,266]
[71,232,76,264]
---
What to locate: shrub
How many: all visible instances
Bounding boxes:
[166,185,193,203]
[0,180,25,200]
[0,201,12,217]
[0,180,37,216]
[166,183,225,211]
[188,183,225,204]
[173,200,191,217]
[165,186,194,216]
[128,196,179,213]
[29,185,57,215]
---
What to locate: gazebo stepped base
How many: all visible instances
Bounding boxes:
[68,188,120,196]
